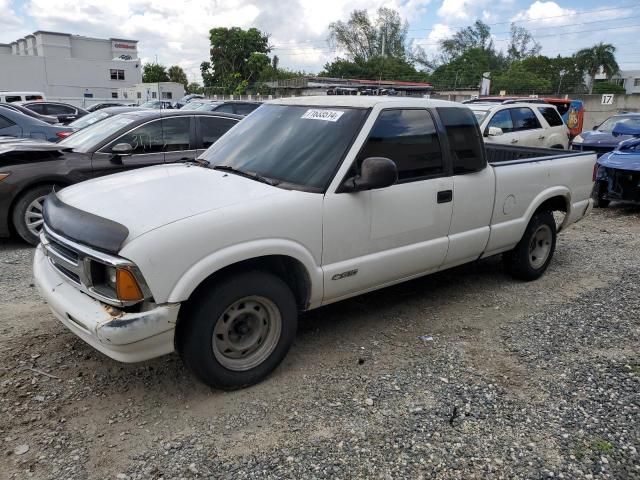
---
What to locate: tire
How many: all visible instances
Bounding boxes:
[503,210,556,281]
[12,184,56,245]
[592,181,610,208]
[177,271,298,390]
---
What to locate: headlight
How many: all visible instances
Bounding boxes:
[91,263,144,303]
[0,173,10,182]
[572,134,584,144]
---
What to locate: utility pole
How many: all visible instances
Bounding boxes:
[378,31,386,93]
[557,69,567,96]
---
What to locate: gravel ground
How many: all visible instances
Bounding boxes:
[0,205,639,480]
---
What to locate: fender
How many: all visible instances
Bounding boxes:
[483,186,570,257]
[167,238,324,307]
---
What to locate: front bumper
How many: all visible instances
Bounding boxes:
[34,245,180,362]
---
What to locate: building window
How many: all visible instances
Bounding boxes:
[152,92,157,99]
[634,78,640,87]
[83,93,94,98]
[109,69,125,80]
[111,92,118,99]
[161,92,173,99]
[136,92,141,99]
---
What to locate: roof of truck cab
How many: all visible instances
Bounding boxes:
[269,95,460,109]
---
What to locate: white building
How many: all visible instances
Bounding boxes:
[0,31,142,100]
[118,82,185,103]
[610,70,640,95]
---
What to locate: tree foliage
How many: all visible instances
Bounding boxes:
[328,7,408,61]
[167,65,188,89]
[440,21,494,63]
[142,63,169,83]
[507,24,541,63]
[321,56,427,81]
[200,27,272,93]
[186,82,203,94]
[575,43,620,93]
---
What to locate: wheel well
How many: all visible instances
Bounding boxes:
[7,180,68,234]
[184,255,312,312]
[534,195,568,215]
[550,144,565,149]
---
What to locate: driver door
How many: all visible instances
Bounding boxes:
[322,108,453,303]
[484,109,519,145]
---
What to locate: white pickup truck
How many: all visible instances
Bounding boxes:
[34,96,595,389]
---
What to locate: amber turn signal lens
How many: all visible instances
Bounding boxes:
[116,268,143,302]
[0,173,10,182]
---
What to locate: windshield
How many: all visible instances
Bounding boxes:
[195,102,222,111]
[58,115,137,152]
[140,101,161,108]
[598,115,640,133]
[180,101,208,110]
[471,110,488,122]
[200,104,368,191]
[68,110,110,129]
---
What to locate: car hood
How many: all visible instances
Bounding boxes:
[56,163,284,243]
[598,149,640,172]
[579,130,632,147]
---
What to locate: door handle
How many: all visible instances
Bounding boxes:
[510,138,519,144]
[437,190,453,204]
[538,135,546,140]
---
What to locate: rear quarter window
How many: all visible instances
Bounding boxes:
[5,96,21,102]
[437,107,486,175]
[537,107,564,127]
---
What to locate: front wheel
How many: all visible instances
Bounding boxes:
[592,181,610,208]
[503,210,557,281]
[177,271,298,390]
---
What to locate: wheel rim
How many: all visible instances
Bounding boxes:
[212,296,282,371]
[24,195,46,238]
[528,224,552,269]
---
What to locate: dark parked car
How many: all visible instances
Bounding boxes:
[593,122,640,208]
[19,101,89,125]
[86,102,126,112]
[0,107,73,142]
[571,113,640,157]
[58,106,142,138]
[0,110,240,244]
[139,100,174,109]
[0,102,58,124]
[186,100,261,116]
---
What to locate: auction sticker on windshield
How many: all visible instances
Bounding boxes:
[301,109,345,122]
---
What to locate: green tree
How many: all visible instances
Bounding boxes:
[186,82,203,94]
[491,62,552,95]
[142,63,169,83]
[440,20,494,63]
[592,82,626,94]
[429,48,503,90]
[329,7,408,61]
[167,65,188,89]
[575,43,620,93]
[507,24,541,63]
[321,56,427,82]
[200,27,271,94]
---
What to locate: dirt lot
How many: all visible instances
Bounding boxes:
[1,206,639,480]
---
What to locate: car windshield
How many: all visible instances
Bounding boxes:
[471,110,488,122]
[598,115,640,133]
[68,110,110,129]
[58,115,137,152]
[195,102,222,111]
[180,101,207,110]
[140,101,160,108]
[200,104,368,191]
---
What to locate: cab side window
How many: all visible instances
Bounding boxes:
[161,117,191,151]
[357,109,443,182]
[0,115,15,129]
[437,107,486,175]
[511,107,541,131]
[537,107,564,127]
[199,117,238,148]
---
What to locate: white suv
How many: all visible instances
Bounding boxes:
[469,103,569,149]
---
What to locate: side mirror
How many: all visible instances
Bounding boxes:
[593,125,599,130]
[111,143,133,155]
[342,157,398,192]
[487,126,503,137]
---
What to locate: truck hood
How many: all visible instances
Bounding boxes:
[57,163,284,245]
[597,149,640,172]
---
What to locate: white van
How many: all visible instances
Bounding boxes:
[0,91,46,103]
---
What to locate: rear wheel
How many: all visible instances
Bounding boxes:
[503,210,557,281]
[177,271,298,390]
[12,184,56,245]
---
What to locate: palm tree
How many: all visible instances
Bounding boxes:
[575,43,620,94]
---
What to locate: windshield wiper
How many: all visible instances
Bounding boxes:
[212,165,280,186]
[180,157,210,167]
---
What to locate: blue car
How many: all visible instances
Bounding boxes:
[0,107,73,142]
[593,122,640,208]
[572,113,640,157]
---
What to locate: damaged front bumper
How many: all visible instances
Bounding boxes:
[34,245,179,362]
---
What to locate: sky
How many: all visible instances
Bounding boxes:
[1,0,639,83]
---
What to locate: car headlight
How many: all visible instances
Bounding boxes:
[92,263,144,303]
[572,134,584,144]
[0,173,10,182]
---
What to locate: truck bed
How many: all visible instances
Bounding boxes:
[486,144,580,164]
